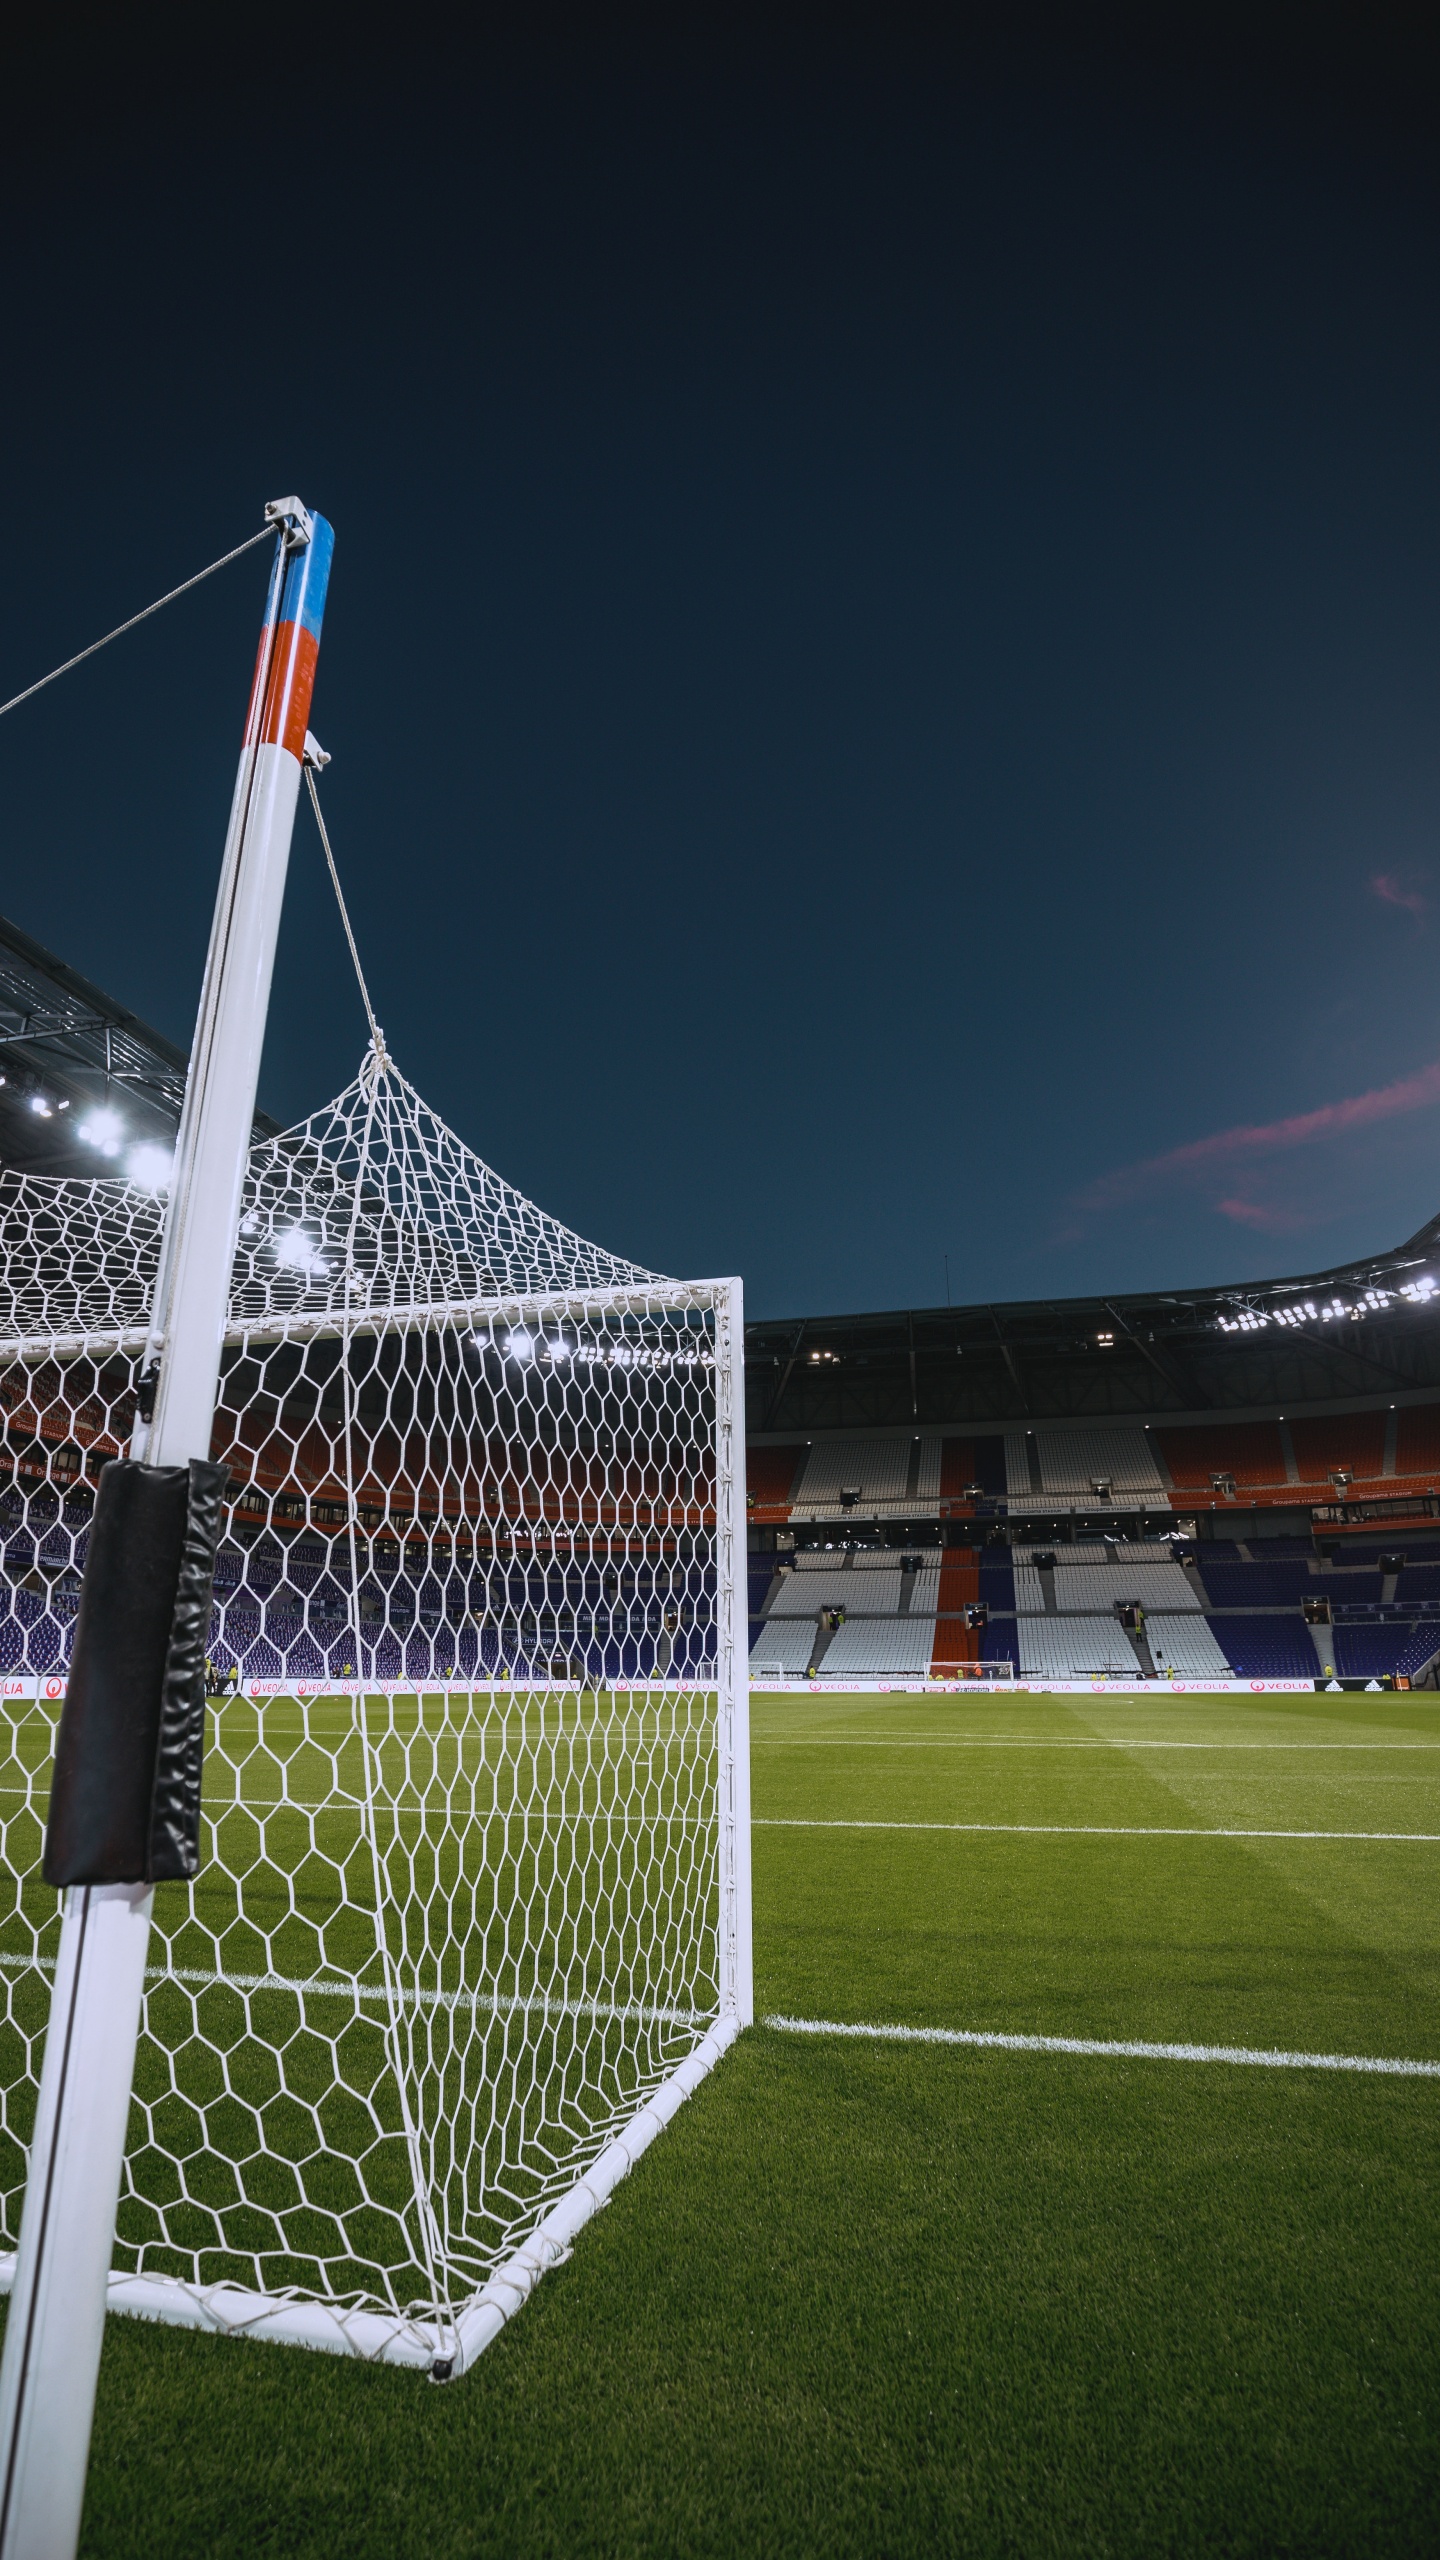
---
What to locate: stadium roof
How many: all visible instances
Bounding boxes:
[745,1216,1440,1434]
[0,912,278,1179]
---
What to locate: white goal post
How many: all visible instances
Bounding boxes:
[0,1049,750,2376]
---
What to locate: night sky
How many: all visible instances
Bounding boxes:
[3,8,1438,1317]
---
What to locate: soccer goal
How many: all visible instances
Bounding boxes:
[0,1043,749,2375]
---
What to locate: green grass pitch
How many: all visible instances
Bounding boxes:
[12,1684,1440,2554]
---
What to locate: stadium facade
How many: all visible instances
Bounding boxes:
[5,915,1440,1690]
[744,1235,1440,1687]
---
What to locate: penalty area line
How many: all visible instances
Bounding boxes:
[764,2014,1440,2077]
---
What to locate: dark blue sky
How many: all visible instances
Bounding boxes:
[3,8,1438,1316]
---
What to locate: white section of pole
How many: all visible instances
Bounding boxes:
[716,1275,753,2028]
[0,513,325,2559]
[137,740,303,1467]
[0,1887,151,2559]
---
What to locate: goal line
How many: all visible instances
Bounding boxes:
[765,2014,1440,2078]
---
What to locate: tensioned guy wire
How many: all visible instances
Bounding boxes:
[305,762,385,1058]
[0,523,275,722]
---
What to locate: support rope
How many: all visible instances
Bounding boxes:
[0,524,276,723]
[305,764,386,1058]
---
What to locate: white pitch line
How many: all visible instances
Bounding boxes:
[753,1738,1440,1751]
[765,2013,1440,2078]
[0,1950,704,2029]
[754,1818,1440,1842]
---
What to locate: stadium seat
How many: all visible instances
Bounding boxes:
[1203,1615,1317,1678]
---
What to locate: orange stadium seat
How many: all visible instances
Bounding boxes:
[1289,1411,1385,1484]
[745,1444,806,1519]
[1156,1421,1287,1493]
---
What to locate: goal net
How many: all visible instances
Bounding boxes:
[0,1042,748,2374]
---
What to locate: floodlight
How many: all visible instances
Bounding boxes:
[126,1142,174,1191]
[28,1095,51,1117]
[274,1227,330,1278]
[78,1108,125,1151]
[507,1328,535,1360]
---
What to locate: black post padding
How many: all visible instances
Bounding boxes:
[44,1457,229,1888]
[149,1459,228,1879]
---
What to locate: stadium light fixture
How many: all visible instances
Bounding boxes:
[125,1142,175,1193]
[274,1227,331,1280]
[28,1094,52,1117]
[78,1107,125,1154]
[507,1329,535,1361]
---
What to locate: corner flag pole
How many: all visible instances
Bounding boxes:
[0,498,334,2560]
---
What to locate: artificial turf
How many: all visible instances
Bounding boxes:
[38,1689,1440,2551]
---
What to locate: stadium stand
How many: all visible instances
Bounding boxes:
[746,1445,806,1519]
[1156,1421,1287,1494]
[1146,1614,1232,1677]
[930,1550,980,1669]
[847,1547,937,1573]
[1017,1619,1140,1676]
[902,1559,942,1614]
[1203,1616,1319,1678]
[1013,1564,1046,1614]
[748,1562,780,1618]
[1334,1623,1440,1681]
[981,1618,1020,1672]
[748,1619,817,1675]
[1396,1564,1440,1604]
[939,1440,976,1502]
[934,1549,978,1604]
[1311,1572,1385,1605]
[1051,1560,1199,1613]
[979,1553,1017,1611]
[1013,1538,1181,1560]
[939,1436,1008,1504]
[1037,1428,1168,1498]
[1289,1411,1386,1484]
[1005,1426,1168,1509]
[1194,1557,1312,1608]
[1395,1406,1440,1479]
[789,1437,912,1512]
[822,1619,936,1676]
[769,1565,893,1614]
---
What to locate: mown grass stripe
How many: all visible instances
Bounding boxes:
[764,2014,1440,2077]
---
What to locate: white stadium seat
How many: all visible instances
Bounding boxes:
[820,1619,936,1676]
[749,1620,819,1674]
[1145,1615,1232,1677]
[1017,1617,1142,1677]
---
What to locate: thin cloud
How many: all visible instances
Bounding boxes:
[1370,872,1427,922]
[1075,1057,1440,1220]
[1214,1196,1315,1234]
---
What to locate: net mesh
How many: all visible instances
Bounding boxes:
[0,1044,735,2361]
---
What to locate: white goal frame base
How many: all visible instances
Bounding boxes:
[0,2016,740,2380]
